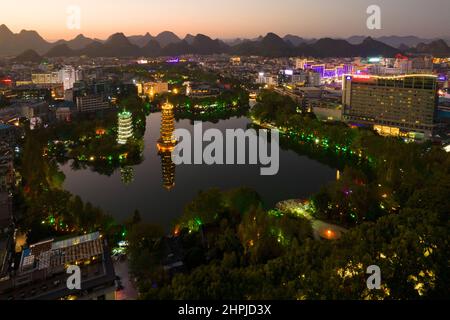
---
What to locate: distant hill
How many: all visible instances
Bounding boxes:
[233,33,297,57]
[283,34,306,46]
[412,39,450,57]
[141,39,162,57]
[53,34,95,50]
[190,34,227,54]
[46,44,77,57]
[232,34,401,58]
[376,36,432,48]
[161,40,193,56]
[184,34,196,45]
[0,24,51,55]
[310,38,356,57]
[154,31,181,48]
[1,24,445,58]
[79,33,141,57]
[355,37,401,57]
[14,49,42,63]
[128,33,154,47]
[346,35,445,48]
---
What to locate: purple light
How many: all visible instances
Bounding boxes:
[343,189,353,197]
[311,65,325,77]
[323,69,336,78]
[166,57,180,64]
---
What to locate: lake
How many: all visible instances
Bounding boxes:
[60,113,337,230]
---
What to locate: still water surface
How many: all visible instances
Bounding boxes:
[60,113,336,229]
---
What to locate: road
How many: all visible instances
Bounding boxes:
[113,258,139,300]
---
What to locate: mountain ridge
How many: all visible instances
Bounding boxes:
[1,25,447,58]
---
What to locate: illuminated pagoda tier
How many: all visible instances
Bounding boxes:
[157,101,177,152]
[157,100,177,190]
[120,166,134,185]
[117,109,133,145]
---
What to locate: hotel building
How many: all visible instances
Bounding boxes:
[76,95,110,113]
[342,74,438,139]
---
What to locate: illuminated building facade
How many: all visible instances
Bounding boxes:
[157,101,177,190]
[117,110,133,145]
[342,74,438,139]
[138,82,169,98]
[76,95,110,113]
[31,72,60,85]
[230,56,241,65]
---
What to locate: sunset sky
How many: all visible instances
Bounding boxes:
[1,0,449,41]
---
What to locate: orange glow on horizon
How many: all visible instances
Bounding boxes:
[1,1,446,41]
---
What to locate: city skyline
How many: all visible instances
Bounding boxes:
[1,0,450,41]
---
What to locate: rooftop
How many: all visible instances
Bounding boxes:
[1,232,116,300]
[0,123,13,130]
[19,232,103,272]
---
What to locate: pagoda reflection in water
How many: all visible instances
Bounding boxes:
[157,101,177,190]
[120,166,134,185]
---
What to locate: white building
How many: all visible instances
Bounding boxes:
[256,73,277,86]
[75,67,84,82]
[59,66,76,91]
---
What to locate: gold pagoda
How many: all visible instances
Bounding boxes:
[157,100,177,190]
[157,100,177,152]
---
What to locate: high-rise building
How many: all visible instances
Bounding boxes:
[0,191,12,234]
[117,110,133,145]
[75,67,84,82]
[76,95,110,113]
[342,74,438,139]
[59,66,76,91]
[0,142,14,193]
[308,72,321,86]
